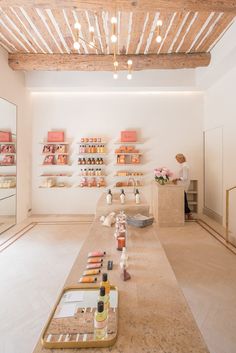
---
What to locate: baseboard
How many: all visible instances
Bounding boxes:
[203,207,222,224]
[29,214,95,223]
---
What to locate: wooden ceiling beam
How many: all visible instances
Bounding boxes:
[8,52,211,71]
[0,1,235,13]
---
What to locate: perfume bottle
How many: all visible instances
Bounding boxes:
[106,189,112,205]
[135,189,140,204]
[120,189,125,204]
[100,273,110,295]
[98,286,109,312]
[94,301,108,340]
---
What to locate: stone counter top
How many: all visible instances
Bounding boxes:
[33,222,209,353]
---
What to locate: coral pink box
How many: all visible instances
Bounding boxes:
[48,131,64,142]
[0,131,12,142]
[121,130,137,142]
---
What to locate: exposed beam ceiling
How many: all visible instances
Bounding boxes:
[8,52,211,71]
[0,1,235,13]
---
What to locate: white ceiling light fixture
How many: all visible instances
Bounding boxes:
[72,16,152,80]
[127,59,133,80]
[155,19,163,44]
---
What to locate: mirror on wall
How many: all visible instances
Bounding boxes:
[0,98,17,234]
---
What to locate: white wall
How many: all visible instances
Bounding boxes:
[199,21,236,226]
[0,47,32,223]
[31,92,204,214]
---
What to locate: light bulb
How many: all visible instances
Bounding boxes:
[74,22,81,30]
[127,59,133,66]
[89,26,95,33]
[73,41,80,50]
[127,73,132,80]
[157,20,163,26]
[111,34,117,43]
[111,17,117,24]
[113,61,118,67]
[89,41,95,48]
[113,72,118,79]
[156,35,162,43]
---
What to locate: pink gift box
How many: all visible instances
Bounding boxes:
[0,131,12,142]
[121,130,137,142]
[48,131,64,142]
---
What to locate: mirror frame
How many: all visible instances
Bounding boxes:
[0,97,17,235]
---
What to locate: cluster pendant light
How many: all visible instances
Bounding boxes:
[73,17,163,80]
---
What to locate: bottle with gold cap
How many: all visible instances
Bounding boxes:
[100,273,110,295]
[94,301,107,340]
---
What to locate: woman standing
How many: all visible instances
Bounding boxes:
[173,153,193,220]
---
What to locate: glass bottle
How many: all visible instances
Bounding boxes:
[94,301,107,340]
[100,273,110,295]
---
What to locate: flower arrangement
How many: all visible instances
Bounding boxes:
[154,167,172,185]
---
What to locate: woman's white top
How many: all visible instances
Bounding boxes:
[179,162,190,192]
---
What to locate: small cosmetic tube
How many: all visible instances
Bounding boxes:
[79,276,97,283]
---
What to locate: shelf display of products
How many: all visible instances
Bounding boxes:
[78,137,107,187]
[43,154,68,165]
[39,134,71,188]
[0,154,15,165]
[79,144,106,154]
[0,144,16,154]
[80,137,105,143]
[80,177,106,188]
[39,178,70,189]
[115,180,142,188]
[78,157,104,165]
[0,176,16,189]
[80,168,104,176]
[114,131,144,188]
[115,171,143,177]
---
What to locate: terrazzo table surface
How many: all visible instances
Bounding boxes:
[33,221,209,353]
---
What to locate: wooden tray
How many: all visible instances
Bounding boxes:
[41,285,118,349]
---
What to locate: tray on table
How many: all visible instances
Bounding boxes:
[41,285,118,349]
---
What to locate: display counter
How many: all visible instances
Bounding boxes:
[152,182,185,226]
[33,220,209,353]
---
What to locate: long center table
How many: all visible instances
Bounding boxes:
[33,221,209,353]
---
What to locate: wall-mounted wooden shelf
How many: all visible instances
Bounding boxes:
[115,153,142,155]
[41,153,69,156]
[39,186,71,189]
[115,163,141,166]
[77,153,107,155]
[77,141,107,145]
[0,153,16,155]
[40,142,70,145]
[40,174,72,177]
[114,141,143,145]
[0,142,16,145]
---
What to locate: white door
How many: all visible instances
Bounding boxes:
[204,127,223,221]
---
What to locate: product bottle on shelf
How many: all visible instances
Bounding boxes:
[94,301,108,340]
[135,189,140,204]
[100,273,110,295]
[106,189,113,205]
[120,189,125,204]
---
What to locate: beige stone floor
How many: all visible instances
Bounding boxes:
[0,220,236,353]
[0,222,91,353]
[158,222,236,353]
